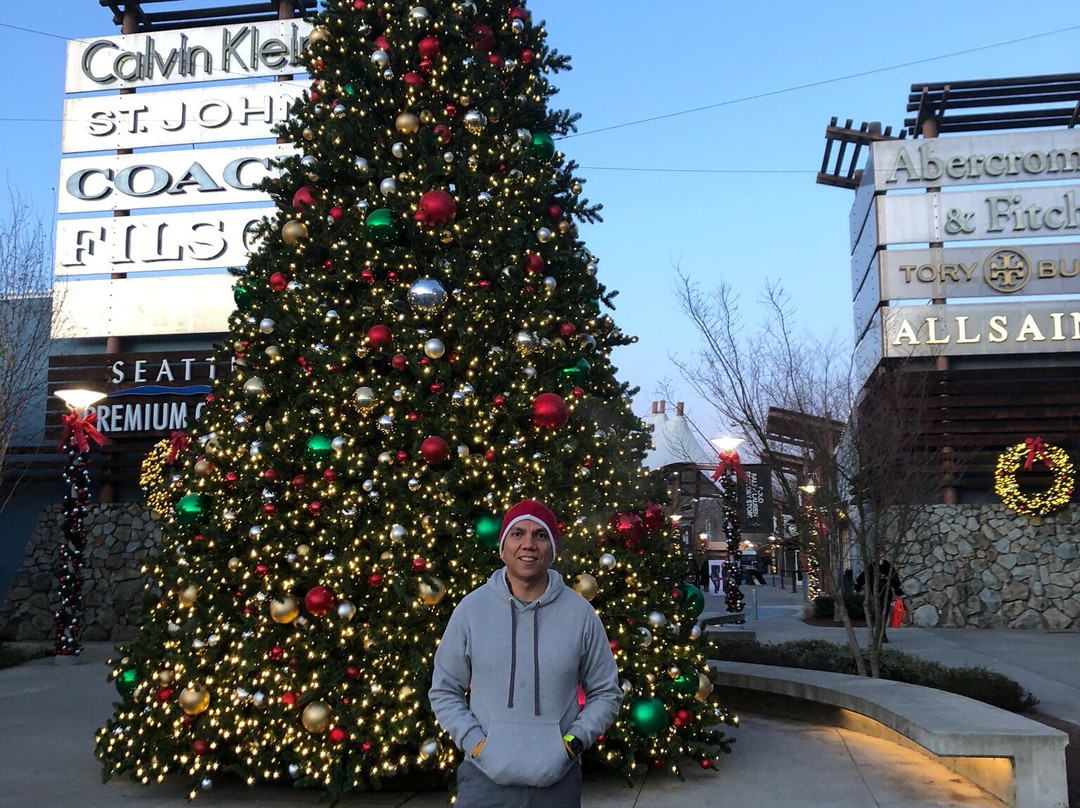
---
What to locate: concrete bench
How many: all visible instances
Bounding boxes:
[711,660,1068,808]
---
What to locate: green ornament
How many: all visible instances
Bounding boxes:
[344,83,357,96]
[561,358,591,384]
[474,513,502,549]
[679,583,705,617]
[115,668,139,698]
[175,493,208,526]
[366,208,396,243]
[233,283,252,308]
[628,698,668,736]
[673,674,698,698]
[531,131,555,161]
[306,434,334,459]
[587,298,601,315]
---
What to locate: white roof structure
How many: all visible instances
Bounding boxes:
[641,403,715,470]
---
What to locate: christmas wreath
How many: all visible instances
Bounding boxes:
[994,437,1074,515]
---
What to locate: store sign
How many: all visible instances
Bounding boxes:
[58,143,291,214]
[869,130,1080,190]
[65,19,312,93]
[55,207,271,275]
[738,464,773,535]
[62,82,303,153]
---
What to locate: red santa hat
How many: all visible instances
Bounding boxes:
[499,499,560,557]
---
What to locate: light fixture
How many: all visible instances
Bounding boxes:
[799,483,817,495]
[56,388,107,412]
[711,436,744,454]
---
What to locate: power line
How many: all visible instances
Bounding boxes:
[0,21,71,41]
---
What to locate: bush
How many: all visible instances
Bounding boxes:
[708,638,1038,713]
[0,642,49,670]
[811,594,865,622]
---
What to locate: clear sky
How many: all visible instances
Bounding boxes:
[3,1,1080,444]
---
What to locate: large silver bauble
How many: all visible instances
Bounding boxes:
[514,331,538,354]
[463,109,488,134]
[424,338,446,359]
[638,627,653,647]
[243,377,265,395]
[354,157,370,173]
[354,386,376,412]
[536,227,553,243]
[259,318,275,334]
[599,553,616,569]
[390,524,407,542]
[408,278,448,313]
[371,49,390,68]
[419,739,439,759]
[337,600,356,620]
[409,6,430,22]
[377,415,394,433]
[648,610,666,628]
[380,177,398,196]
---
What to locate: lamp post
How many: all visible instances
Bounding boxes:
[54,388,106,658]
[710,436,745,616]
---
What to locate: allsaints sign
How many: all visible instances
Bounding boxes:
[65,20,312,92]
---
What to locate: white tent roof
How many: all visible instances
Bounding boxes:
[641,408,715,470]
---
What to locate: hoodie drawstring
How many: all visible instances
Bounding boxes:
[507,598,542,715]
[507,601,517,709]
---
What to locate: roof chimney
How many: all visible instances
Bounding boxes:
[676,402,684,416]
[659,400,666,414]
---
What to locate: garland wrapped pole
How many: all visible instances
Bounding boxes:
[712,439,745,615]
[53,389,107,657]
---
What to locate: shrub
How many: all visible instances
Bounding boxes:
[708,638,1038,713]
[811,594,865,621]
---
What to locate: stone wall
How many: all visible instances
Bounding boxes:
[0,504,158,642]
[900,504,1080,630]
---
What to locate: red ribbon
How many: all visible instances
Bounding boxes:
[58,410,106,454]
[1023,437,1051,470]
[165,431,190,464]
[712,450,746,482]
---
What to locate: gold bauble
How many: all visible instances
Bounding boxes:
[302,700,332,732]
[308,26,331,44]
[573,573,599,601]
[179,685,211,715]
[281,220,309,245]
[178,585,199,607]
[155,670,174,685]
[270,597,300,624]
[297,544,311,556]
[668,666,681,679]
[227,557,241,572]
[395,112,420,134]
[418,577,446,606]
[696,672,714,702]
[399,685,415,699]
[193,459,212,476]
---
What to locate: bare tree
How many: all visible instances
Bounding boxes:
[0,191,55,512]
[673,274,940,676]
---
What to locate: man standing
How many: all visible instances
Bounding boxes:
[429,500,623,807]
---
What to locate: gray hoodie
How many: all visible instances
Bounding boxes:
[429,568,623,788]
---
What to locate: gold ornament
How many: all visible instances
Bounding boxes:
[668,666,681,679]
[398,685,415,699]
[178,585,199,607]
[179,685,211,715]
[227,557,241,572]
[302,701,332,732]
[281,220,309,245]
[193,458,212,476]
[418,577,446,605]
[270,597,300,624]
[308,26,331,44]
[696,671,714,702]
[396,112,420,134]
[155,670,174,685]
[573,573,599,601]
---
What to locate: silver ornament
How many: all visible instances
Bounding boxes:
[457,444,470,458]
[599,553,616,569]
[288,764,300,778]
[620,679,633,695]
[354,386,376,412]
[377,415,394,432]
[259,318,275,334]
[337,600,356,620]
[392,388,405,402]
[537,227,553,243]
[243,377,265,395]
[332,436,346,451]
[264,345,280,358]
[249,525,262,537]
[354,157,370,173]
[408,278,448,313]
[477,191,492,205]
[648,610,666,628]
[371,49,390,68]
[514,331,538,354]
[419,739,439,759]
[378,452,393,464]
[524,366,537,378]
[390,524,407,542]
[380,177,398,196]
[362,479,374,492]
[543,276,557,291]
[409,6,429,22]
[451,391,465,406]
[511,18,525,33]
[424,338,446,359]
[690,624,703,640]
[463,109,488,134]
[638,627,653,647]
[443,151,455,163]
[408,478,421,491]
[391,142,406,158]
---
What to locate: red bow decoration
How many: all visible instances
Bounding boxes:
[165,431,190,464]
[57,410,106,454]
[712,450,746,482]
[1023,437,1052,470]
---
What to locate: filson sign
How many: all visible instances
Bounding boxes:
[65,20,313,93]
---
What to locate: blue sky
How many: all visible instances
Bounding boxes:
[3,1,1080,443]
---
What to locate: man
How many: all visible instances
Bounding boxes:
[855,558,902,642]
[429,499,623,807]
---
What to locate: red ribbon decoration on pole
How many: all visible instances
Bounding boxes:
[711,450,746,482]
[57,410,106,454]
[165,431,190,464]
[1023,436,1051,470]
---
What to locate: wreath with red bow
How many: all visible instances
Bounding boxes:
[994,437,1074,516]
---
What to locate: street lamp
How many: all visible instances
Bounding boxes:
[54,387,106,658]
[709,435,745,617]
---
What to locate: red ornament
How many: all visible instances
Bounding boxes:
[269,272,289,292]
[644,502,666,532]
[255,563,270,578]
[329,726,348,744]
[407,411,420,422]
[263,503,277,515]
[421,436,451,464]
[532,393,569,429]
[673,708,693,727]
[330,206,344,220]
[493,394,506,409]
[374,34,390,50]
[323,259,334,272]
[608,640,620,655]
[367,573,384,588]
[282,691,299,706]
[391,353,408,371]
[323,468,337,482]
[415,189,457,226]
[225,471,239,485]
[367,325,393,349]
[508,7,529,21]
[263,468,279,482]
[488,54,504,68]
[345,665,362,680]
[559,322,576,337]
[418,36,441,59]
[521,49,534,64]
[430,381,444,395]
[484,449,496,462]
[700,758,712,770]
[611,513,645,546]
[308,501,323,516]
[396,450,409,464]
[193,739,211,756]
[360,268,376,285]
[269,645,284,661]
[157,686,174,701]
[433,124,451,143]
[361,740,373,753]
[403,72,425,87]
[526,252,545,273]
[305,586,335,616]
[292,474,307,489]
[292,185,318,210]
[572,387,585,398]
[412,557,428,572]
[548,204,563,219]
[472,22,496,51]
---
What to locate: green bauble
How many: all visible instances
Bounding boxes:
[175,494,208,526]
[233,283,252,308]
[474,513,502,549]
[672,674,698,698]
[679,583,705,617]
[115,668,139,698]
[306,434,334,459]
[561,358,591,385]
[366,208,396,243]
[531,131,555,160]
[628,698,668,736]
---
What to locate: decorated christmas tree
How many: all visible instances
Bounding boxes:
[96,1,734,799]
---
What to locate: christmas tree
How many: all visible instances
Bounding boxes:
[96,1,734,799]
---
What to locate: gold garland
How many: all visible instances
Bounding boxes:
[994,440,1075,515]
[140,439,175,516]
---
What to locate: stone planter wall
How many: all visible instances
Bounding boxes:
[0,504,158,642]
[900,504,1080,630]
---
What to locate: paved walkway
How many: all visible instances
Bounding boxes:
[2,583,1075,807]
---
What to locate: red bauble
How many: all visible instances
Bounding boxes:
[323,259,334,272]
[572,387,585,398]
[548,204,563,219]
[508,7,529,21]
[526,252,545,273]
[367,324,393,349]
[292,474,307,489]
[367,573,384,588]
[305,585,335,616]
[421,436,451,464]
[269,272,289,292]
[472,23,496,51]
[559,322,576,337]
[673,708,694,727]
[360,268,375,285]
[255,563,270,578]
[493,394,506,409]
[700,759,712,770]
[391,353,408,371]
[282,691,299,706]
[292,185,318,210]
[418,35,441,59]
[157,686,174,701]
[193,739,211,756]
[263,468,279,481]
[488,54,504,68]
[329,726,349,744]
[644,502,666,532]
[412,557,428,572]
[263,503,277,515]
[374,34,390,50]
[308,500,323,516]
[484,449,497,462]
[396,450,409,463]
[225,471,239,485]
[521,49,534,63]
[345,665,362,680]
[415,189,457,227]
[323,468,337,482]
[433,124,451,143]
[608,640,620,655]
[403,72,426,87]
[330,206,344,220]
[361,740,373,753]
[269,645,284,661]
[611,512,645,546]
[430,381,444,395]
[532,393,569,429]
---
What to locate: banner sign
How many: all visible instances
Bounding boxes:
[738,464,774,535]
[65,19,312,93]
[62,82,303,153]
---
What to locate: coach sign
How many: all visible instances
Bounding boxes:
[65,20,312,92]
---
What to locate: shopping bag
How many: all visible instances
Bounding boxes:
[889,597,905,629]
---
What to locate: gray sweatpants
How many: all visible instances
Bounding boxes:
[456,758,582,808]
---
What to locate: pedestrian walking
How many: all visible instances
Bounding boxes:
[855,558,902,642]
[429,499,623,807]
